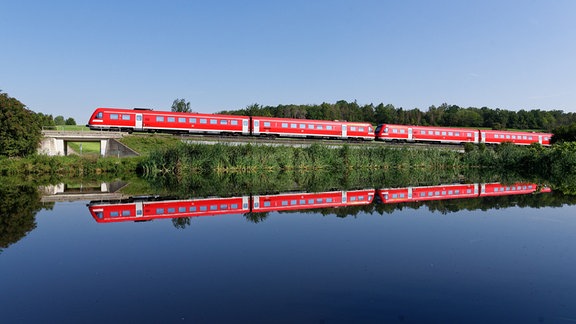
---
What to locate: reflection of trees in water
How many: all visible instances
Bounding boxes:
[172,217,191,229]
[0,185,50,252]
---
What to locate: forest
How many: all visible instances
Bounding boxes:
[220,101,576,132]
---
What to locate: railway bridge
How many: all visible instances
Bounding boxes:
[39,130,139,157]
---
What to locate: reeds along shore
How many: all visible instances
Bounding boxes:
[140,143,462,177]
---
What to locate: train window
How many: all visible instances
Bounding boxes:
[392,194,398,199]
[291,200,297,205]
[122,210,131,216]
[326,125,333,130]
[110,211,119,217]
[467,189,472,194]
[384,127,389,133]
[529,136,533,140]
[455,132,460,136]
[428,192,433,196]
[399,194,405,198]
[178,117,186,123]
[467,133,472,137]
[400,129,405,134]
[243,120,248,126]
[110,114,119,120]
[220,204,228,210]
[316,198,323,203]
[435,131,440,135]
[190,206,197,212]
[178,207,186,213]
[435,191,440,196]
[442,132,447,136]
[441,191,446,195]
[420,192,425,197]
[168,208,175,213]
[231,120,238,126]
[358,196,364,201]
[528,185,533,189]
[506,135,511,139]
[290,123,297,128]
[512,186,516,191]
[263,122,271,127]
[308,124,314,129]
[308,199,314,204]
[495,134,499,139]
[282,123,288,128]
[326,198,333,203]
[200,118,207,124]
[300,199,306,204]
[96,112,103,119]
[429,130,433,135]
[189,118,196,123]
[420,130,426,135]
[210,205,217,211]
[168,117,175,122]
[350,197,357,202]
[359,127,365,132]
[282,201,288,206]
[455,190,460,194]
[210,119,217,125]
[220,120,228,125]
[448,132,453,136]
[300,124,306,129]
[156,208,164,214]
[264,201,271,207]
[512,135,516,139]
[523,136,527,140]
[156,116,164,122]
[200,206,207,211]
[392,129,398,133]
[317,125,323,130]
[122,114,131,120]
[95,212,103,219]
[231,204,238,209]
[351,126,357,131]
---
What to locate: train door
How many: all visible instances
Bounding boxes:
[480,184,486,195]
[342,191,347,204]
[342,125,348,139]
[252,196,261,210]
[243,119,250,135]
[135,201,143,217]
[407,187,413,199]
[408,128,413,141]
[480,131,485,143]
[253,120,260,135]
[242,196,250,212]
[538,135,543,144]
[135,114,143,130]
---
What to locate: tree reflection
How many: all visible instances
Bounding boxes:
[0,184,47,252]
[172,217,191,229]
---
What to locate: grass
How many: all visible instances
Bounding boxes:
[67,142,101,155]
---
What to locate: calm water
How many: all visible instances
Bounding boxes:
[1,188,576,323]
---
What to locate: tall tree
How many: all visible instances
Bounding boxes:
[0,92,42,157]
[54,115,65,125]
[171,98,191,113]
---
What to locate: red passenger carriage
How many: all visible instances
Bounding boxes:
[251,116,374,140]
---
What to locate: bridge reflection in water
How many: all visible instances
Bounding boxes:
[87,182,550,224]
[40,181,129,203]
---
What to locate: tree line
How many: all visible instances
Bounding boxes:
[220,100,576,132]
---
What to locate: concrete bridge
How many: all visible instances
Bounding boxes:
[39,130,139,157]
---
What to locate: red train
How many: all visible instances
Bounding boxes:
[87,189,376,223]
[376,182,551,204]
[87,107,374,140]
[375,124,552,146]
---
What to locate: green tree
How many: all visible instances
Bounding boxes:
[0,92,42,157]
[54,115,65,125]
[65,117,76,125]
[171,98,191,113]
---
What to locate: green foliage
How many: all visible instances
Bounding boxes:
[0,92,42,157]
[65,117,76,125]
[0,184,44,251]
[171,98,191,113]
[551,123,576,143]
[54,115,65,125]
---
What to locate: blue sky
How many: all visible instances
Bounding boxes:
[2,0,575,123]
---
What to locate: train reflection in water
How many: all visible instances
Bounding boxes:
[88,183,550,223]
[88,190,375,223]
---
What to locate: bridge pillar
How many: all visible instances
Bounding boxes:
[39,137,67,156]
[100,139,108,157]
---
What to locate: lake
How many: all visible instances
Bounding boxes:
[1,182,576,323]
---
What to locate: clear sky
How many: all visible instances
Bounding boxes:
[2,0,575,123]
